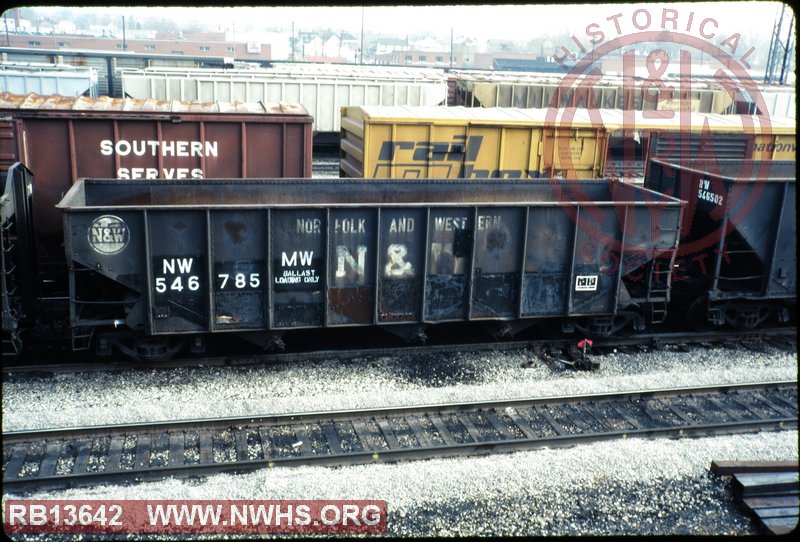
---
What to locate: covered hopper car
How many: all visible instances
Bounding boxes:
[54,173,683,360]
[119,65,450,134]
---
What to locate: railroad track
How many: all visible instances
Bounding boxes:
[3,380,796,493]
[3,327,796,375]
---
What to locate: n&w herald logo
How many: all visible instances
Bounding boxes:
[89,215,130,255]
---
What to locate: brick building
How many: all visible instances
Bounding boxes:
[1,33,271,62]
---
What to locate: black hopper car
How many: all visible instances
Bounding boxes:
[54,174,684,360]
[646,160,795,330]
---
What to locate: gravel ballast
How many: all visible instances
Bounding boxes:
[3,343,796,431]
[3,431,796,536]
[3,341,797,536]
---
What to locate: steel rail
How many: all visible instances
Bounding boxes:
[3,380,797,493]
[3,327,796,375]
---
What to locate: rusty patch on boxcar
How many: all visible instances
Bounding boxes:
[0,92,311,116]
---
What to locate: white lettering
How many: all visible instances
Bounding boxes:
[434,216,468,232]
[162,140,176,156]
[116,140,131,156]
[282,252,297,267]
[296,218,321,234]
[389,217,414,233]
[100,139,113,156]
[101,140,219,157]
[334,218,367,234]
[281,251,314,267]
[161,258,193,274]
[116,167,205,179]
[385,244,414,277]
[477,215,502,230]
[336,245,367,283]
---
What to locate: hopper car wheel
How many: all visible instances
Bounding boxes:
[116,336,187,363]
[687,297,714,331]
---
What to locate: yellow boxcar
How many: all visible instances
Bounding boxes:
[340,106,609,179]
[587,109,796,162]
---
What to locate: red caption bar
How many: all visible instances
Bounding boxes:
[4,499,387,534]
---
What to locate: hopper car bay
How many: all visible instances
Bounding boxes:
[646,160,796,330]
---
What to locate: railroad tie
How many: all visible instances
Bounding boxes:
[72,439,93,474]
[168,433,185,467]
[4,445,28,479]
[104,436,126,472]
[233,429,249,462]
[38,442,64,478]
[133,436,151,470]
[427,414,458,446]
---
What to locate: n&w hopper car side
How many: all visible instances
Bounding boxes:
[52,174,683,360]
[1,92,314,357]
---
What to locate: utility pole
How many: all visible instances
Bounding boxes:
[122,15,127,51]
[450,27,454,68]
[359,6,364,64]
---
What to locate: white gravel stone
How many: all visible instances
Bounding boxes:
[3,431,796,536]
[2,341,796,536]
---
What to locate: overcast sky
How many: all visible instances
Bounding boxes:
[12,3,788,41]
